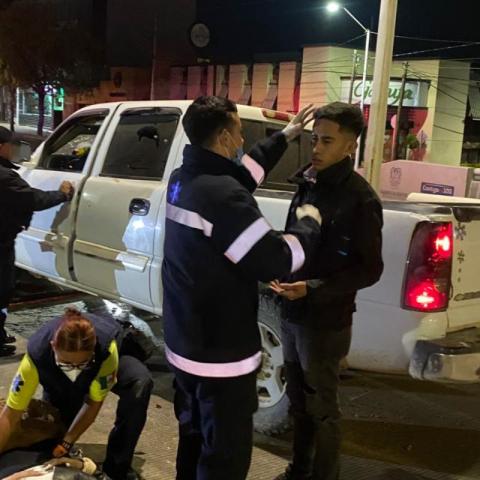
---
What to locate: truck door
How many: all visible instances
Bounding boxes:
[15,108,114,282]
[72,105,183,312]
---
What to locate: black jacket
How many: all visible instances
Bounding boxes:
[0,157,68,248]
[162,133,321,376]
[284,157,384,330]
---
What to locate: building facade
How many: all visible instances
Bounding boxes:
[167,45,472,166]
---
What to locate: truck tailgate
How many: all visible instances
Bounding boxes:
[448,206,480,330]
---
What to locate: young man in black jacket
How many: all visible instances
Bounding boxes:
[271,102,384,480]
[162,96,322,480]
[0,127,74,357]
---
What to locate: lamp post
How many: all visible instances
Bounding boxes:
[326,1,399,191]
[326,2,371,170]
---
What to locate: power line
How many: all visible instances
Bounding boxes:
[408,68,467,106]
[336,32,367,47]
[393,34,480,45]
[394,42,480,58]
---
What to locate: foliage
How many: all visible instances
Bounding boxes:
[0,0,102,134]
[405,133,420,150]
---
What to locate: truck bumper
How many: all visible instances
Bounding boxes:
[409,327,480,382]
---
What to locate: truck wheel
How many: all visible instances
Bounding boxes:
[254,293,291,435]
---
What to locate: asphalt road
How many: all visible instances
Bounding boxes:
[3,288,480,479]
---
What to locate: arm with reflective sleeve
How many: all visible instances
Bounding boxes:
[60,340,119,449]
[0,354,40,453]
[89,340,119,402]
[239,131,289,192]
[209,182,321,282]
[240,105,314,191]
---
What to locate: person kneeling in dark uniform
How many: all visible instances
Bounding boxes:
[0,307,153,480]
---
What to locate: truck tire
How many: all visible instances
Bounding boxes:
[254,292,291,435]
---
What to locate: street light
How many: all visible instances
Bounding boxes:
[326,2,371,112]
[326,2,340,12]
[326,1,398,190]
[326,2,371,169]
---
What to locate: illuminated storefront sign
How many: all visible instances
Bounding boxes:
[341,79,429,107]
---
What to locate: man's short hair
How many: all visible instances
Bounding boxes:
[0,126,14,145]
[313,102,365,138]
[182,96,238,146]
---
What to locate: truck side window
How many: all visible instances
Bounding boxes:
[39,112,107,172]
[260,125,303,191]
[300,131,313,166]
[101,110,180,180]
[241,119,265,152]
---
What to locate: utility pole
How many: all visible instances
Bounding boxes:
[348,50,359,104]
[363,0,399,192]
[391,61,409,162]
[359,29,371,113]
[213,66,217,96]
[355,29,371,170]
[150,15,158,101]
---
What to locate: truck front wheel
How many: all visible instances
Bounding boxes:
[254,293,291,435]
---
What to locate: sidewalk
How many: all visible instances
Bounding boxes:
[2,303,480,479]
[0,327,287,479]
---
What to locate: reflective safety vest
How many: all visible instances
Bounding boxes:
[162,133,321,378]
[27,314,119,421]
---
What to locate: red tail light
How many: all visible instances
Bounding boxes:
[402,222,453,312]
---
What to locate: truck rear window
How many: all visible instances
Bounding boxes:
[242,119,311,192]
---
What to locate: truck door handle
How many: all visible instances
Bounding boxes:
[129,198,150,216]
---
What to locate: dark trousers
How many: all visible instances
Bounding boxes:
[0,245,15,343]
[58,355,153,480]
[172,367,258,480]
[281,320,352,480]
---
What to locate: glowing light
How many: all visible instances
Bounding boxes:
[326,2,341,13]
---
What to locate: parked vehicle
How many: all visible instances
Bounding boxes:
[16,101,480,433]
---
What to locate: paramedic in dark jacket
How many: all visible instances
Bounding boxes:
[0,126,74,357]
[162,96,322,480]
[271,102,384,480]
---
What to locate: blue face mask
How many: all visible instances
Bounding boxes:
[232,146,245,166]
[225,131,244,166]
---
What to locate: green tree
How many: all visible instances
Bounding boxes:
[0,60,19,131]
[0,0,101,135]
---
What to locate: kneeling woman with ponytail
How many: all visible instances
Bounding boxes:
[0,308,153,480]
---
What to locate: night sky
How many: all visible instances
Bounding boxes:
[195,0,480,64]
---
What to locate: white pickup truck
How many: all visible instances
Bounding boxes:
[15,101,480,433]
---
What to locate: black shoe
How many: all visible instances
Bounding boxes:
[125,468,140,480]
[0,315,15,343]
[274,464,311,480]
[102,465,139,480]
[0,344,16,357]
